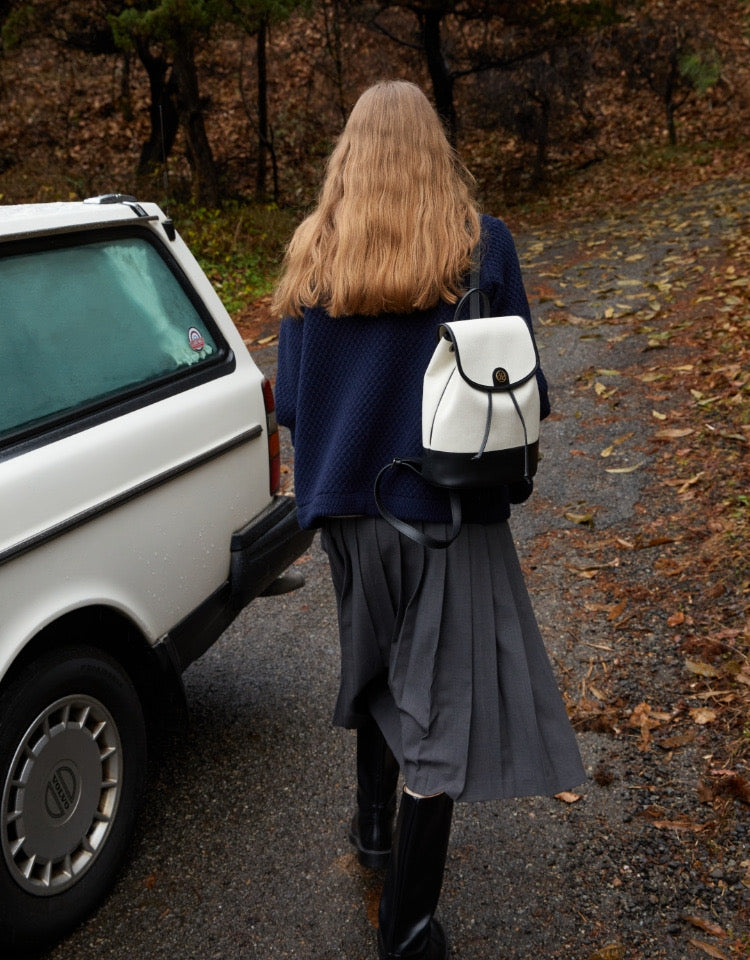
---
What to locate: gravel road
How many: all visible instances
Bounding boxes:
[39,176,748,960]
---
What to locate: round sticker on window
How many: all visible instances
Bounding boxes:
[188,327,205,351]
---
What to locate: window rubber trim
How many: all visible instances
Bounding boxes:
[0,358,237,461]
[0,425,262,569]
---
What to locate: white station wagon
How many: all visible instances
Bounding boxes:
[0,195,312,952]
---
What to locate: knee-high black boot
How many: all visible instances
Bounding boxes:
[349,719,400,869]
[377,790,453,960]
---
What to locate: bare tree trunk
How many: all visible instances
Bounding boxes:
[532,95,551,183]
[115,51,133,122]
[255,15,268,201]
[321,0,348,124]
[172,41,219,206]
[421,10,457,145]
[664,53,679,145]
[136,44,179,177]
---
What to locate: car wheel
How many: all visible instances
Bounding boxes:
[0,646,147,954]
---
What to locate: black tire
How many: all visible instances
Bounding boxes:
[0,645,147,954]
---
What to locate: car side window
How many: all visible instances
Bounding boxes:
[0,234,221,441]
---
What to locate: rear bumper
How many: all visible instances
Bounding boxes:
[229,495,314,609]
[161,496,313,672]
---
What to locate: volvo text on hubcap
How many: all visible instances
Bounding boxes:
[1,695,122,895]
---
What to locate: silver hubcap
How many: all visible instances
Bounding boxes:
[2,695,122,895]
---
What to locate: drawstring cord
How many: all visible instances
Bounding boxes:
[474,390,530,481]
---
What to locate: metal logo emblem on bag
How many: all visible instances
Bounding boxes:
[493,367,509,385]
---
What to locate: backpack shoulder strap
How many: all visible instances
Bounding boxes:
[374,459,461,549]
[372,240,486,549]
[468,241,482,319]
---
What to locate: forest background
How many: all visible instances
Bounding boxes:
[1,1,748,236]
[1,0,749,847]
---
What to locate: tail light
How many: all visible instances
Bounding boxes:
[262,378,281,495]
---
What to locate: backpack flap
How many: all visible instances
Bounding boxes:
[441,316,539,391]
[422,315,541,487]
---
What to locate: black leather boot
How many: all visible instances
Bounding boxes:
[349,719,399,869]
[377,790,453,959]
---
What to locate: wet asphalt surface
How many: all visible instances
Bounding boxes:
[39,177,748,960]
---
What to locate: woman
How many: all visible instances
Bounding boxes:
[273,80,585,960]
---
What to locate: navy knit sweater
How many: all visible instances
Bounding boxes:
[275,215,550,530]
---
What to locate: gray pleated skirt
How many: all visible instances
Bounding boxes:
[320,517,585,802]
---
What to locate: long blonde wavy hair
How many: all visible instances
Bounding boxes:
[272,81,481,318]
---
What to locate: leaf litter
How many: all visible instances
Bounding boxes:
[513,164,749,958]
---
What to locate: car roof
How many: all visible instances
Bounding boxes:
[0,196,162,242]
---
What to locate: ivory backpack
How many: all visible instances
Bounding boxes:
[374,256,541,549]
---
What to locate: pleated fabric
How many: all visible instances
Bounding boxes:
[321,517,586,803]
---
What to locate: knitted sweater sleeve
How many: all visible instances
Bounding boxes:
[275,316,302,442]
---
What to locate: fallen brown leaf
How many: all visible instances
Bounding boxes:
[555,790,583,804]
[651,818,706,832]
[684,660,722,678]
[677,472,705,494]
[657,730,696,750]
[587,943,626,960]
[628,701,671,751]
[604,461,646,474]
[654,556,689,576]
[688,939,730,960]
[638,536,679,548]
[682,915,727,938]
[654,427,695,439]
[689,707,717,725]
[698,779,715,803]
[595,382,617,399]
[607,600,627,622]
[710,771,750,805]
[564,510,596,525]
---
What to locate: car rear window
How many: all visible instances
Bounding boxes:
[0,234,222,441]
